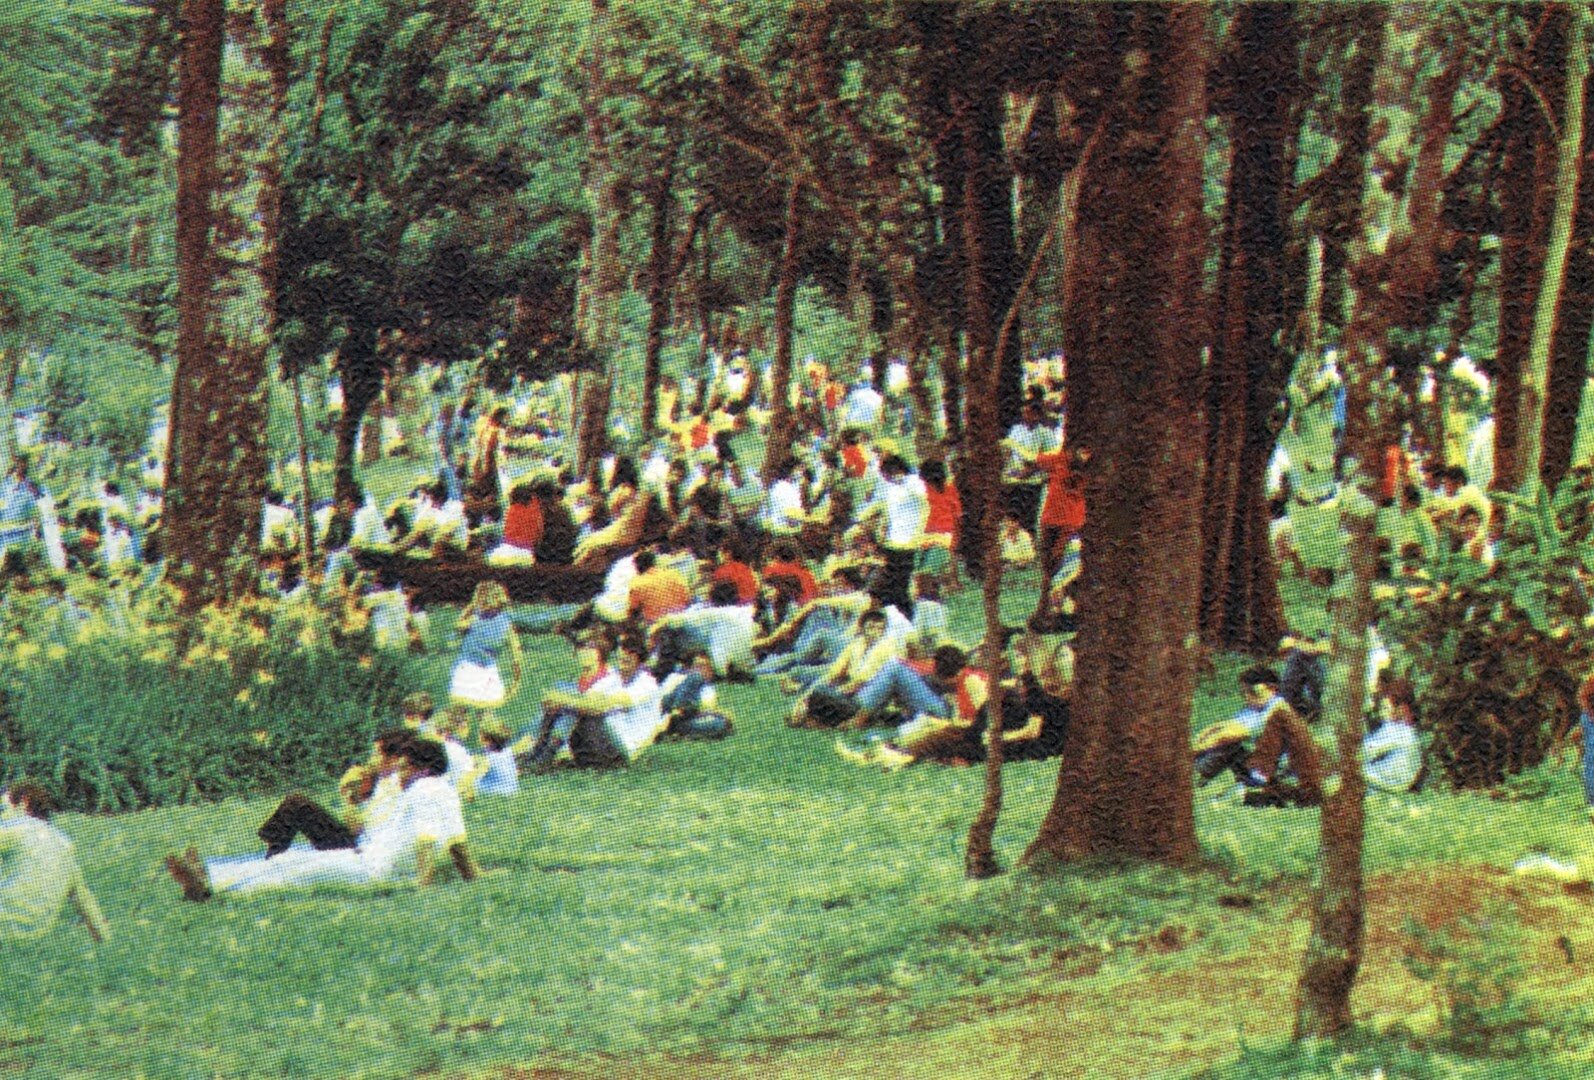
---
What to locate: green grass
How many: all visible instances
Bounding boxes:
[6,573,1594,1079]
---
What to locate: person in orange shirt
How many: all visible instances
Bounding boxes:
[627,549,691,627]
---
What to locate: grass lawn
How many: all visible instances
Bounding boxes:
[6,575,1594,1079]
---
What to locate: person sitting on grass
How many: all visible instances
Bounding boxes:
[659,649,735,741]
[526,634,664,769]
[165,736,478,901]
[514,629,615,771]
[1192,666,1323,808]
[789,608,901,729]
[997,512,1037,570]
[436,705,487,800]
[474,722,520,797]
[0,781,110,943]
[1366,676,1424,794]
[756,566,872,687]
[649,579,757,681]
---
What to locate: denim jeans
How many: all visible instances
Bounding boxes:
[853,658,950,719]
[1582,712,1594,808]
[756,609,845,675]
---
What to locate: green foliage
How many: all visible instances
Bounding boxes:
[0,589,416,812]
[1382,481,1589,788]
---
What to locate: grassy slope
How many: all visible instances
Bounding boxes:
[4,572,1594,1079]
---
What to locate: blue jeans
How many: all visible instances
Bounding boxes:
[853,659,950,719]
[1582,712,1594,808]
[756,609,845,675]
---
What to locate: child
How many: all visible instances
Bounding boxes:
[449,581,522,726]
[476,723,520,796]
[436,705,485,800]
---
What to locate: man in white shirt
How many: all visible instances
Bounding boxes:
[1003,403,1059,534]
[856,455,929,612]
[762,460,809,543]
[651,580,758,678]
[842,379,885,433]
[167,738,477,899]
[542,636,664,768]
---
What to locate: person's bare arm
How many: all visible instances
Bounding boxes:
[69,874,110,943]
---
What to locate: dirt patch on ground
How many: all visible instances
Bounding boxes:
[467,863,1594,1080]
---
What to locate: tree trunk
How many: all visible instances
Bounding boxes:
[1495,5,1566,489]
[575,0,622,475]
[166,0,246,607]
[764,179,803,480]
[1199,2,1296,655]
[1025,3,1209,867]
[1295,6,1429,1040]
[951,82,1020,579]
[641,152,678,444]
[1514,7,1590,490]
[1543,67,1594,493]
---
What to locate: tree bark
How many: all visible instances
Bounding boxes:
[1494,5,1565,490]
[1025,3,1209,867]
[1543,68,1594,493]
[1199,2,1296,655]
[641,150,679,444]
[575,0,623,476]
[1514,8,1590,490]
[167,0,264,608]
[764,179,803,480]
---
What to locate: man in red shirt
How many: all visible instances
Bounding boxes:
[761,541,818,606]
[709,538,760,605]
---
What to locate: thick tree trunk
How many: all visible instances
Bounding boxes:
[1199,2,1296,655]
[167,0,267,608]
[1515,9,1590,489]
[1025,3,1209,867]
[1543,70,1594,493]
[764,179,803,480]
[576,0,622,475]
[951,83,1020,579]
[1495,5,1566,490]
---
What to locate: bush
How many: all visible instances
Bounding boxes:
[0,586,419,812]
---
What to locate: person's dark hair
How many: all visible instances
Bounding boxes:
[616,633,649,660]
[1448,466,1468,485]
[404,738,449,777]
[633,550,657,573]
[104,481,121,497]
[375,729,416,757]
[708,579,740,607]
[769,541,800,564]
[879,454,911,477]
[859,609,888,629]
[481,727,511,752]
[931,645,967,681]
[914,575,941,603]
[8,780,53,820]
[1238,665,1280,690]
[509,482,535,506]
[920,459,947,487]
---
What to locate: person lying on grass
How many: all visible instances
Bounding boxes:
[250,728,415,858]
[0,781,110,943]
[165,737,478,902]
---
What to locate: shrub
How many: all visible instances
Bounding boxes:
[0,585,419,812]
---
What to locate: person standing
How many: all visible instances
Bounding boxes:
[857,455,929,614]
[449,581,523,723]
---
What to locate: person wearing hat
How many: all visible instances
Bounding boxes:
[1193,666,1323,807]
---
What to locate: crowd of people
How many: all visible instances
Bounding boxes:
[2,337,1588,940]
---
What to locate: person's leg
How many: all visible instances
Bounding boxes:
[568,713,630,768]
[257,794,358,856]
[852,659,949,722]
[1246,709,1324,803]
[1582,712,1594,815]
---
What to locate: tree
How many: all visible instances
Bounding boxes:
[1511,6,1590,490]
[1199,2,1299,655]
[164,0,268,607]
[1025,3,1211,866]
